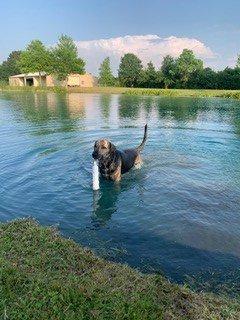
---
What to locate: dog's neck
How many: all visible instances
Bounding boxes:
[98,150,120,167]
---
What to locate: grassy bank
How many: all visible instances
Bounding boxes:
[0,219,240,319]
[69,87,240,99]
[1,85,240,99]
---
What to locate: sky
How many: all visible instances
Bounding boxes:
[0,0,240,75]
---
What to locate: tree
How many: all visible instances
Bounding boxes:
[161,55,177,88]
[52,35,85,82]
[236,55,240,69]
[0,51,22,82]
[118,53,143,87]
[138,62,163,88]
[144,61,159,88]
[217,67,240,89]
[176,49,203,88]
[188,67,218,89]
[18,40,52,86]
[98,57,115,86]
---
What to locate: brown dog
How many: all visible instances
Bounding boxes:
[92,125,147,181]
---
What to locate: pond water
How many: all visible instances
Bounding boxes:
[1,91,240,291]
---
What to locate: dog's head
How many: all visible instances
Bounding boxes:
[92,139,116,160]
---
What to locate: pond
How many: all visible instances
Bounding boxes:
[1,91,240,292]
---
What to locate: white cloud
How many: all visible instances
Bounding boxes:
[75,34,215,75]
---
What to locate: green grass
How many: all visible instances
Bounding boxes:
[0,84,67,94]
[124,88,240,99]
[0,219,240,319]
[2,85,240,99]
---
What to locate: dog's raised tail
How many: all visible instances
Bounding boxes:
[136,124,148,152]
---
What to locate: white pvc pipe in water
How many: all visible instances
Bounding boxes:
[92,160,99,190]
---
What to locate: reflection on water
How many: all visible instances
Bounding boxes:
[3,91,240,133]
[1,91,240,293]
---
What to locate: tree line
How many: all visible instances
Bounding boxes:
[1,35,240,90]
[0,35,85,84]
[99,50,240,90]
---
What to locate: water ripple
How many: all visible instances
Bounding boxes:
[1,92,240,289]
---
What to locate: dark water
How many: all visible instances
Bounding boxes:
[1,91,240,291]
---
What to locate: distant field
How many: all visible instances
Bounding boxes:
[1,219,240,319]
[2,85,240,99]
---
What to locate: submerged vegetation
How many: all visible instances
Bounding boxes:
[0,219,240,319]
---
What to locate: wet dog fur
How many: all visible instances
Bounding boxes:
[92,125,147,182]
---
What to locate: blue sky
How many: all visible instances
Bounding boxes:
[0,0,240,73]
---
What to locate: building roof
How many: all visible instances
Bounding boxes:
[10,72,47,78]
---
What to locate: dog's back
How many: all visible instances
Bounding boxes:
[120,124,148,173]
[120,149,139,173]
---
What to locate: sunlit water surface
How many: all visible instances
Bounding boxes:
[1,92,240,292]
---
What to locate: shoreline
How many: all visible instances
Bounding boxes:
[1,85,240,99]
[1,219,240,319]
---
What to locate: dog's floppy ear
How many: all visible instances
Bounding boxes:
[109,142,116,153]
